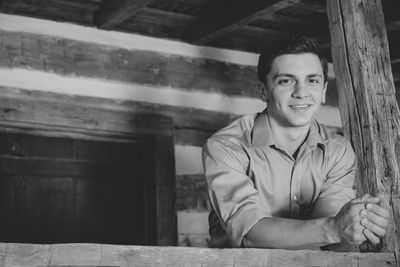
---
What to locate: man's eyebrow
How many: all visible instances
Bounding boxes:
[272,73,296,80]
[307,74,323,78]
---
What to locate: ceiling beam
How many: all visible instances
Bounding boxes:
[295,1,326,13]
[185,0,302,45]
[387,20,400,32]
[93,0,155,29]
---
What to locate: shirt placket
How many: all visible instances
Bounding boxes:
[290,146,315,218]
[290,161,302,218]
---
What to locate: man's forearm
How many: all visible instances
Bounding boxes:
[243,217,339,249]
[243,194,390,249]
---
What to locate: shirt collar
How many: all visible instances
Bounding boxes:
[251,110,327,149]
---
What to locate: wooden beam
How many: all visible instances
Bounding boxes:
[387,20,400,32]
[141,7,197,23]
[251,12,311,27]
[185,0,302,45]
[176,174,209,211]
[240,25,292,38]
[0,87,235,147]
[0,30,259,98]
[327,0,400,258]
[0,0,94,25]
[295,1,326,13]
[153,135,177,245]
[93,0,155,29]
[0,243,395,266]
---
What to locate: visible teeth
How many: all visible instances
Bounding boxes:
[291,105,309,108]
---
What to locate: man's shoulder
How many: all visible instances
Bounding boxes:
[207,114,257,145]
[315,122,354,156]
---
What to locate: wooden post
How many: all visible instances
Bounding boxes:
[326,0,400,260]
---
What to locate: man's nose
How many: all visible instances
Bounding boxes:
[292,82,309,98]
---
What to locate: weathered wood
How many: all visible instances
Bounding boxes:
[93,0,156,29]
[173,128,212,146]
[176,174,210,211]
[0,130,180,245]
[326,0,400,258]
[387,21,400,32]
[295,1,326,14]
[0,30,259,98]
[0,0,96,25]
[0,87,235,146]
[0,243,395,266]
[0,132,158,245]
[153,135,178,246]
[185,0,298,45]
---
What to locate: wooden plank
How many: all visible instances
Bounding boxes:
[93,0,156,29]
[0,87,173,137]
[185,0,301,45]
[387,21,400,32]
[0,156,129,178]
[0,87,235,146]
[0,132,75,159]
[153,135,177,246]
[0,243,395,266]
[0,0,96,25]
[141,7,197,23]
[176,174,209,211]
[0,31,259,98]
[295,1,326,13]
[173,128,212,146]
[326,0,400,258]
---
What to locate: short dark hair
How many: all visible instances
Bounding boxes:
[257,36,328,85]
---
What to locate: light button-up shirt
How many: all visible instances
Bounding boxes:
[202,111,357,247]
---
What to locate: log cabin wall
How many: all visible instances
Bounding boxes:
[0,13,344,247]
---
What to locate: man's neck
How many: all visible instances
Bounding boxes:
[267,115,311,156]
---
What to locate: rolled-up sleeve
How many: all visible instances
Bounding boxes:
[311,139,357,218]
[202,138,269,247]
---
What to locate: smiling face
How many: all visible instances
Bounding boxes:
[260,53,327,128]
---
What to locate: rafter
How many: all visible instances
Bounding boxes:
[387,20,400,32]
[93,0,155,29]
[185,0,303,45]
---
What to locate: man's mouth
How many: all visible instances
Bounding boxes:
[289,104,312,108]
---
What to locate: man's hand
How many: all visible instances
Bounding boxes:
[331,194,389,245]
[360,194,390,244]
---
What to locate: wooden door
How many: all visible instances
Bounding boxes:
[0,132,157,245]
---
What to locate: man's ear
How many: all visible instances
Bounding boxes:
[258,81,268,102]
[322,81,327,104]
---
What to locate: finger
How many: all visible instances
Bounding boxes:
[361,217,386,237]
[361,209,389,228]
[360,193,373,202]
[363,228,380,245]
[366,203,390,218]
[352,194,371,203]
[366,197,380,204]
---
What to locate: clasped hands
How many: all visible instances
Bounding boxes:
[332,193,390,245]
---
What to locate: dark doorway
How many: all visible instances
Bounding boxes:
[0,132,157,245]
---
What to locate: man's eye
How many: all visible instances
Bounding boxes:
[277,79,293,85]
[309,78,321,84]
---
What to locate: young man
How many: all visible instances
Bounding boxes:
[202,37,389,249]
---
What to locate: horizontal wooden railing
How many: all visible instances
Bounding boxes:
[0,243,395,266]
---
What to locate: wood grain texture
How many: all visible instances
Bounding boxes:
[0,0,98,25]
[176,174,210,211]
[0,243,395,266]
[185,0,297,45]
[0,132,160,245]
[0,30,259,99]
[153,135,178,246]
[93,0,155,29]
[326,0,400,258]
[0,87,237,147]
